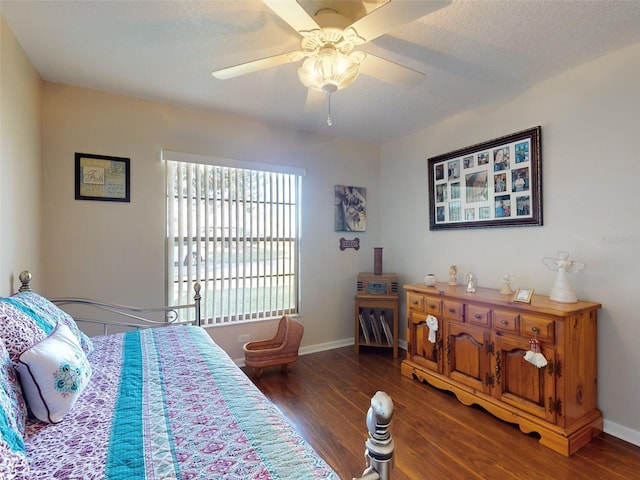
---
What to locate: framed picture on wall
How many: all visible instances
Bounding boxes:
[75,152,130,202]
[335,185,366,231]
[427,126,542,230]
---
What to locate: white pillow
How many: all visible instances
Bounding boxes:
[16,324,92,423]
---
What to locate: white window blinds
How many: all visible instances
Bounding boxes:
[164,151,302,325]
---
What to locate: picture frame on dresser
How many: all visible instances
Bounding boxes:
[513,287,534,303]
[428,126,542,230]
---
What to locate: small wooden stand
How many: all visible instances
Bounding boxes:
[354,273,399,358]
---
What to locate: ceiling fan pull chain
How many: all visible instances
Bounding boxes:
[327,93,333,126]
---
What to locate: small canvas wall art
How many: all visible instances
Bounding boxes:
[335,185,366,231]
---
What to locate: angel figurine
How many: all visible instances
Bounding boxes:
[499,274,515,295]
[542,251,584,303]
[448,265,458,286]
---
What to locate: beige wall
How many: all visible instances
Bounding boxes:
[0,17,42,295]
[4,13,639,446]
[380,42,640,445]
[40,83,381,361]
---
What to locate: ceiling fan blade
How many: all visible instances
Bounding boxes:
[359,53,425,87]
[350,0,452,42]
[212,51,305,79]
[262,0,320,33]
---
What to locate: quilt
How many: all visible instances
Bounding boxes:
[23,326,338,480]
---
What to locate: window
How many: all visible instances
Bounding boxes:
[164,151,302,325]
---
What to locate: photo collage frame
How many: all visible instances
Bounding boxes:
[428,127,542,230]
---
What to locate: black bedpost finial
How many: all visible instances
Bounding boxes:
[18,271,32,292]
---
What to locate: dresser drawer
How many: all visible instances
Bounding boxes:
[407,292,425,312]
[443,300,463,321]
[493,309,519,334]
[521,315,555,342]
[424,296,442,315]
[467,304,491,327]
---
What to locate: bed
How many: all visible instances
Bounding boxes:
[2,272,376,480]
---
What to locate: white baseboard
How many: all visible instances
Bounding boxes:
[236,337,404,365]
[232,337,353,367]
[300,337,354,355]
[604,419,640,447]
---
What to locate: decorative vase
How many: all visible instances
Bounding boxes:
[374,247,383,275]
[424,274,437,287]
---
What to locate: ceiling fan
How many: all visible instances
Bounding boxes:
[211,0,451,125]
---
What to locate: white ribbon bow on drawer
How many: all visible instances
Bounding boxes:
[426,315,438,343]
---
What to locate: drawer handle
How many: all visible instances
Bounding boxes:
[429,304,436,309]
[500,320,508,326]
[448,308,456,314]
[474,313,482,319]
[531,327,539,333]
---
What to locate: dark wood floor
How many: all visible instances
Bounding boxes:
[243,346,640,480]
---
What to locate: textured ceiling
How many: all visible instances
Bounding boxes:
[2,0,640,144]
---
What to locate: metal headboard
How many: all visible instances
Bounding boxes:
[18,270,201,335]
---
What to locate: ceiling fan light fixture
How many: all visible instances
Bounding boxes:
[297,46,363,94]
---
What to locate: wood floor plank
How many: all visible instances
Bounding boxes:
[243,347,640,480]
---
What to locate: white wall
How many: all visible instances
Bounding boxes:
[380,42,640,445]
[0,17,42,295]
[40,84,381,360]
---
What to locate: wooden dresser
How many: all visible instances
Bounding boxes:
[401,283,602,456]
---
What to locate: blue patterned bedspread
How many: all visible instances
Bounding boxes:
[24,326,338,479]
